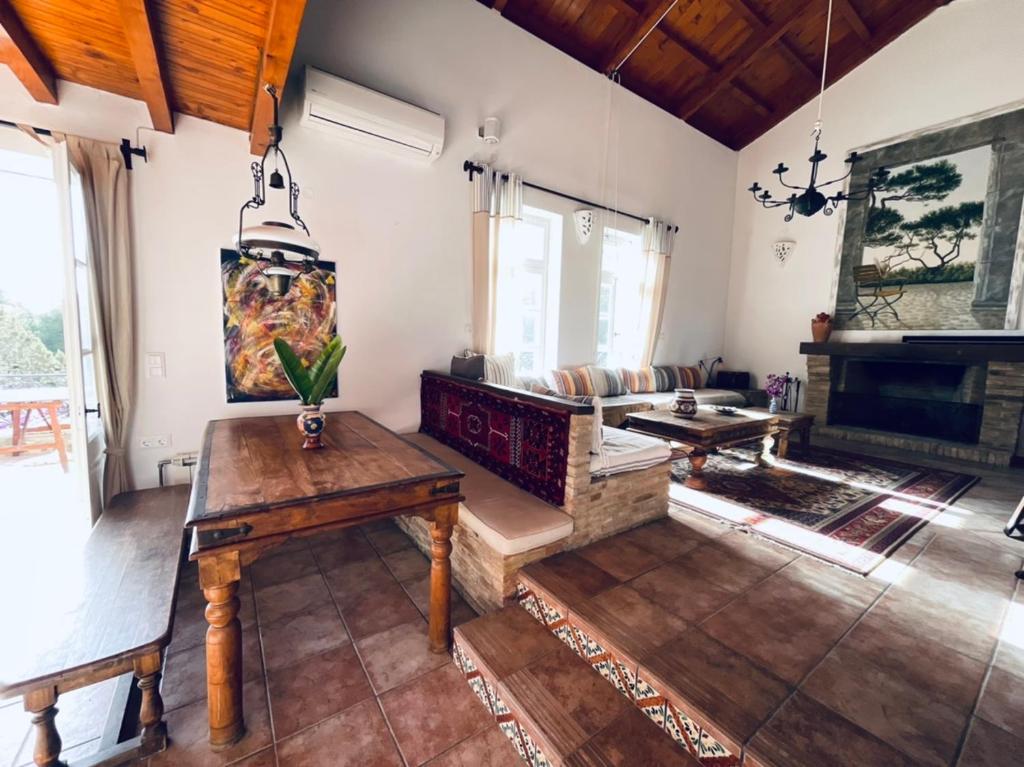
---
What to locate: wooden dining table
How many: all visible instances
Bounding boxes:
[185,411,464,748]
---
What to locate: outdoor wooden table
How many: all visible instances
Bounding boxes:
[626,406,779,490]
[185,412,463,748]
[0,387,70,472]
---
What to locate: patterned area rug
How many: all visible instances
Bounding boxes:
[670,445,978,574]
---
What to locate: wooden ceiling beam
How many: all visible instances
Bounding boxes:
[720,0,817,83]
[0,0,57,104]
[117,0,173,133]
[836,0,871,42]
[249,0,307,156]
[675,2,812,120]
[601,0,678,74]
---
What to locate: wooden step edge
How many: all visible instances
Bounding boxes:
[453,609,700,767]
[513,576,746,766]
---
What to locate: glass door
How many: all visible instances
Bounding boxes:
[52,140,105,524]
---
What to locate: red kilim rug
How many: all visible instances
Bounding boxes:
[669,445,978,574]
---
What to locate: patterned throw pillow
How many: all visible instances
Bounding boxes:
[586,366,627,397]
[483,352,517,387]
[676,365,703,389]
[548,367,594,396]
[652,366,676,392]
[618,367,657,394]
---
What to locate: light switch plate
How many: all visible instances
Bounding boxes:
[146,352,166,379]
[140,435,171,449]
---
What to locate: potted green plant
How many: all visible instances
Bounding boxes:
[274,336,347,449]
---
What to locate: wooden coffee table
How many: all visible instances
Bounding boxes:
[746,408,815,459]
[626,406,779,490]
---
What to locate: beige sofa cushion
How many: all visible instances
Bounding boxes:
[591,427,671,477]
[403,433,574,556]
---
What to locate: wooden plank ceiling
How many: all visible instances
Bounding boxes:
[0,0,308,154]
[483,0,948,149]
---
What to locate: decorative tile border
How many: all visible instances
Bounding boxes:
[515,580,742,767]
[453,639,553,767]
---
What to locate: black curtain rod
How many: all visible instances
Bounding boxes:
[463,160,678,233]
[0,119,147,170]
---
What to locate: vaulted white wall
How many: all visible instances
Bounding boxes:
[723,0,1024,390]
[0,0,737,489]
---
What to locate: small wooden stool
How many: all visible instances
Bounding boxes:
[748,408,815,459]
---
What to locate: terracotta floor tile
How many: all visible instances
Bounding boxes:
[802,641,972,765]
[957,717,1024,767]
[993,587,1024,678]
[382,547,430,582]
[836,612,988,713]
[380,664,492,766]
[0,701,29,765]
[565,706,701,767]
[151,678,273,767]
[312,530,379,572]
[628,561,736,623]
[670,535,790,595]
[424,724,521,767]
[891,546,1017,622]
[519,551,619,611]
[976,668,1024,734]
[340,580,423,640]
[639,629,790,753]
[700,569,869,685]
[322,557,396,610]
[224,747,276,767]
[357,619,448,694]
[259,601,349,672]
[401,575,477,626]
[251,548,319,589]
[779,556,883,608]
[619,519,705,561]
[454,605,563,681]
[577,536,662,581]
[501,642,631,759]
[267,643,373,740]
[164,631,262,712]
[571,585,689,667]
[866,588,1002,664]
[276,698,402,767]
[255,572,332,625]
[366,525,414,555]
[15,736,100,767]
[746,692,916,767]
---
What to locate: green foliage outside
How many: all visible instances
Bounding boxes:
[876,262,975,287]
[0,303,66,389]
[30,309,65,354]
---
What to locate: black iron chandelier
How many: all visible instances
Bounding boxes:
[234,84,319,296]
[747,0,889,221]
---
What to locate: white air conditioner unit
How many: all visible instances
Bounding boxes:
[301,67,445,162]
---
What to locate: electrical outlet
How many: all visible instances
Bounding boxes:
[140,435,171,449]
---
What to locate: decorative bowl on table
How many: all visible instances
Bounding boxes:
[713,406,739,416]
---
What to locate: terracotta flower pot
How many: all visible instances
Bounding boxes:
[811,319,833,344]
[297,404,326,449]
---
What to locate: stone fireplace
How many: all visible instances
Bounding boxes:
[802,341,1024,466]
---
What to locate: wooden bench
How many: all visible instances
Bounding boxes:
[0,486,189,767]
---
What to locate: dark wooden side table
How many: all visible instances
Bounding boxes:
[186,412,464,748]
[747,408,815,458]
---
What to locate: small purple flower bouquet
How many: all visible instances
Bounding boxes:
[765,373,787,399]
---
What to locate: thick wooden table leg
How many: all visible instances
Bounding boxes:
[685,448,709,490]
[24,688,61,767]
[199,553,245,748]
[134,651,167,754]
[776,430,790,459]
[427,503,458,654]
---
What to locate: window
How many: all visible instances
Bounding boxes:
[494,206,562,376]
[596,226,645,368]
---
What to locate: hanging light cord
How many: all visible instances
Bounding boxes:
[812,0,834,139]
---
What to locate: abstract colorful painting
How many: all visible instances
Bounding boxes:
[221,249,337,403]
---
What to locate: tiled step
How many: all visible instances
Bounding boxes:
[512,547,781,767]
[453,606,700,766]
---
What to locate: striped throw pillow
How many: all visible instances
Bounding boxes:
[483,353,517,387]
[652,366,676,392]
[548,367,594,396]
[618,367,657,393]
[586,366,627,397]
[676,365,703,389]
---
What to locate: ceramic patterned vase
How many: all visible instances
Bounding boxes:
[297,404,326,449]
[670,388,698,419]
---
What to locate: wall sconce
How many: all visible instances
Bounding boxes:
[773,239,795,265]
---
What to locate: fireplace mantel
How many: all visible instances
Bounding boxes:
[799,341,1024,364]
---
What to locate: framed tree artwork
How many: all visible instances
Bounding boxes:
[221,249,338,403]
[832,105,1024,331]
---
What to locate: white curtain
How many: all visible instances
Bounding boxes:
[66,136,136,502]
[639,218,675,367]
[470,166,522,354]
